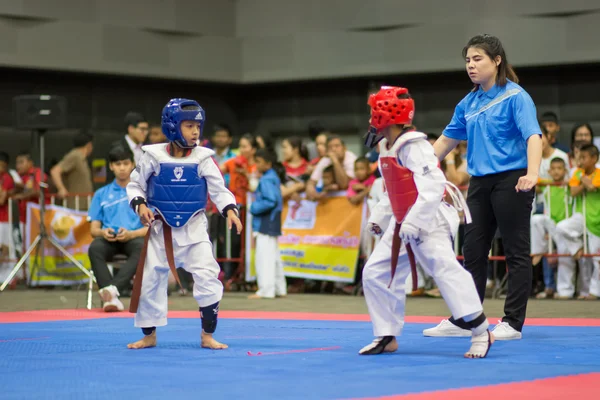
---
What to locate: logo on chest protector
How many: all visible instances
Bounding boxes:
[172,166,186,182]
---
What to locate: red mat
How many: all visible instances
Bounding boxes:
[1,309,600,326]
[359,372,600,400]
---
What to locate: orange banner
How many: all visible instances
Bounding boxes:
[26,203,92,285]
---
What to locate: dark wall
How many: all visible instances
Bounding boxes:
[1,63,600,182]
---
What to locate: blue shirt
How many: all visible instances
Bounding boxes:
[88,180,144,232]
[443,80,541,177]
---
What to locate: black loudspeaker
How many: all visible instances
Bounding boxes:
[13,95,67,130]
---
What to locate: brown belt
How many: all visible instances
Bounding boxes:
[129,215,184,313]
[389,222,418,291]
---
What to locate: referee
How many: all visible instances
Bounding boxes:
[425,34,542,340]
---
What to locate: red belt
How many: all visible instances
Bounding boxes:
[389,222,418,291]
[129,215,184,313]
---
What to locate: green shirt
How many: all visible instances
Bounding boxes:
[544,185,570,224]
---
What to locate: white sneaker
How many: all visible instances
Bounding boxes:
[99,285,123,312]
[423,319,471,337]
[103,297,124,312]
[491,321,522,340]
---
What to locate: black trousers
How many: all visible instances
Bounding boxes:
[450,169,534,332]
[88,237,144,293]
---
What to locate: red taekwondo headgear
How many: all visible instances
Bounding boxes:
[364,86,415,148]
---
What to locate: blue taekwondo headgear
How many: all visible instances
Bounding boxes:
[161,98,206,148]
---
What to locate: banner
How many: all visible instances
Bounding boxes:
[26,203,92,286]
[245,192,366,283]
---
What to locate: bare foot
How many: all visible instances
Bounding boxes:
[359,336,398,355]
[275,294,287,298]
[247,294,263,299]
[201,331,228,349]
[464,330,494,359]
[127,331,157,349]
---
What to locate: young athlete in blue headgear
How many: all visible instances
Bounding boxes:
[127,98,242,349]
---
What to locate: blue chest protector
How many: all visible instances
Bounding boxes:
[147,162,207,227]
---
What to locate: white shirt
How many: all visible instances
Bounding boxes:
[127,144,236,246]
[310,150,357,182]
[539,148,569,181]
[125,135,144,165]
[367,177,384,213]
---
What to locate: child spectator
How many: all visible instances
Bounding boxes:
[555,144,600,299]
[530,157,570,299]
[248,149,286,299]
[0,152,15,282]
[347,157,376,205]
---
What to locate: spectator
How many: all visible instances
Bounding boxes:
[531,157,570,299]
[555,144,600,300]
[539,125,570,182]
[317,166,338,194]
[248,149,286,299]
[311,132,329,166]
[570,123,594,150]
[540,112,569,153]
[0,152,15,281]
[50,133,94,210]
[113,112,149,165]
[347,157,376,205]
[219,134,258,282]
[256,132,275,153]
[280,137,309,200]
[211,124,237,187]
[147,123,167,144]
[306,135,357,200]
[306,121,328,161]
[87,146,147,312]
[570,140,587,173]
[12,151,47,233]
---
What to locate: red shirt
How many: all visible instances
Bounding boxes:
[0,172,15,223]
[18,167,48,223]
[283,159,309,178]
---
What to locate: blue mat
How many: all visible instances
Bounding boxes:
[1,319,599,399]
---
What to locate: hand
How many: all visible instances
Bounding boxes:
[581,175,596,190]
[227,209,243,235]
[116,228,132,242]
[399,222,420,242]
[325,184,339,192]
[368,223,383,237]
[515,173,538,192]
[102,228,117,242]
[352,183,366,192]
[58,188,68,198]
[138,204,155,226]
[290,192,302,203]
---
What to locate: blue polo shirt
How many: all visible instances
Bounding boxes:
[88,180,143,232]
[443,80,541,177]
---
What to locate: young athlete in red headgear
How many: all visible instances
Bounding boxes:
[359,87,493,358]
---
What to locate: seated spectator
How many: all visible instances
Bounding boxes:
[347,157,376,205]
[531,157,570,299]
[51,132,94,210]
[306,135,357,200]
[554,144,600,300]
[87,146,147,312]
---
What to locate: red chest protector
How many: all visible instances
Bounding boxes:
[378,132,425,223]
[379,156,418,223]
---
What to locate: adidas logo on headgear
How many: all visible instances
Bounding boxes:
[195,112,203,120]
